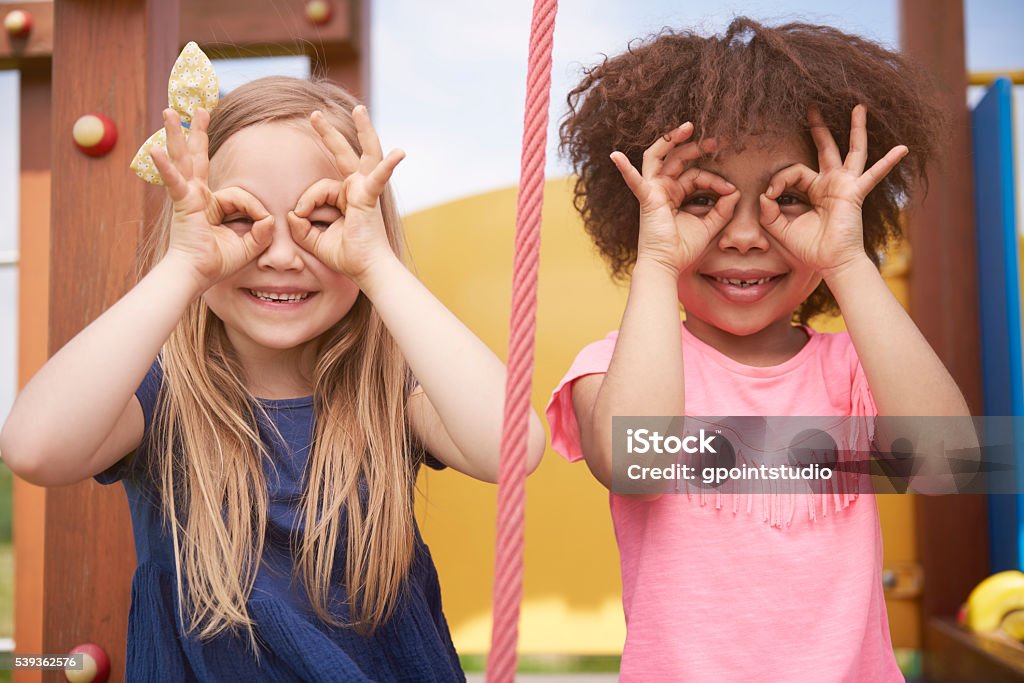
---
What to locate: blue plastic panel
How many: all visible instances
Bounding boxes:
[973,78,1023,571]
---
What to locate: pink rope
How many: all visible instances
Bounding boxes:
[485,1,558,681]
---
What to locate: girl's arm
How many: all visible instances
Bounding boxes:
[1,108,273,486]
[825,259,974,493]
[290,107,544,483]
[761,106,969,417]
[824,258,969,416]
[572,126,739,491]
[762,106,973,492]
[573,259,686,490]
[0,256,204,486]
[357,257,546,483]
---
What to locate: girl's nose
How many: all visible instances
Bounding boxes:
[256,217,305,271]
[716,201,770,254]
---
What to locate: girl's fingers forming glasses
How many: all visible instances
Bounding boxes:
[845,104,869,174]
[764,163,818,201]
[660,136,719,179]
[310,110,360,176]
[294,178,345,219]
[212,186,270,228]
[189,107,211,183]
[150,147,188,203]
[675,166,736,201]
[163,109,192,179]
[856,145,908,196]
[212,186,273,255]
[675,167,738,229]
[610,151,647,203]
[352,105,384,169]
[641,122,694,178]
[365,149,406,199]
[807,108,842,173]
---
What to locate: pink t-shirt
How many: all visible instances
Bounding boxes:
[546,323,902,682]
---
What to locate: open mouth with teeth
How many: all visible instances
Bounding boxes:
[700,272,788,303]
[247,289,314,303]
[708,275,781,288]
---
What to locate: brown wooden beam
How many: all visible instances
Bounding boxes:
[925,618,1024,682]
[43,1,180,676]
[11,2,362,675]
[182,0,355,59]
[899,0,990,668]
[12,59,50,683]
[0,2,53,70]
[1,1,357,64]
[315,0,366,100]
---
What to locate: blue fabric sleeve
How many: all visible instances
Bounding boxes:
[94,359,164,485]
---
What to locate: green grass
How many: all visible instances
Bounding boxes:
[0,461,11,683]
[459,655,621,674]
[0,464,9,542]
[0,544,10,638]
[459,651,920,676]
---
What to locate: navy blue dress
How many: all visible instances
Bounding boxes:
[96,361,465,682]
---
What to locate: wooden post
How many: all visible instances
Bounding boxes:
[3,3,361,677]
[899,0,989,657]
[12,61,50,683]
[42,2,178,678]
[314,0,367,100]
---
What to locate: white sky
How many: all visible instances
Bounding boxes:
[371,0,904,212]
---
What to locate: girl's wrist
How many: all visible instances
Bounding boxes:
[820,255,879,292]
[157,251,213,299]
[634,253,682,282]
[349,251,406,298]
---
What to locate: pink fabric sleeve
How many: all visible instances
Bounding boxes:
[545,335,618,462]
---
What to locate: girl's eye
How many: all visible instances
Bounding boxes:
[680,193,718,215]
[223,216,253,232]
[311,220,333,231]
[685,195,716,207]
[777,193,804,207]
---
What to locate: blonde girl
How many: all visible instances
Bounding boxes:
[2,74,544,681]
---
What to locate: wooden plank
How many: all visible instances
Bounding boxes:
[316,0,365,100]
[180,0,355,59]
[0,2,53,68]
[899,0,990,666]
[1,0,357,63]
[11,61,50,683]
[43,1,179,677]
[925,618,1024,682]
[900,1,981,408]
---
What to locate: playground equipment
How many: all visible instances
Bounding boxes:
[0,0,1007,680]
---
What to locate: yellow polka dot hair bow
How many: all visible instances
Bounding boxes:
[130,41,219,185]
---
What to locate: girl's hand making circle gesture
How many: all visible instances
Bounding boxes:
[611,122,739,276]
[287,105,405,282]
[150,107,274,290]
[759,105,908,278]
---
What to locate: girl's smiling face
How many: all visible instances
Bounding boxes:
[677,135,823,341]
[204,122,361,362]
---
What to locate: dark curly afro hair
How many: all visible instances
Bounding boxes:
[559,17,948,322]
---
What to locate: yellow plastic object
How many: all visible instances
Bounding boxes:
[964,570,1024,632]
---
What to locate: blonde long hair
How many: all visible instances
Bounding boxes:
[139,77,418,645]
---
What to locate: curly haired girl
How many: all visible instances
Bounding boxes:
[547,17,967,682]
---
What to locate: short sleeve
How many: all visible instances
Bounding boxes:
[544,333,618,462]
[850,351,878,418]
[94,358,164,485]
